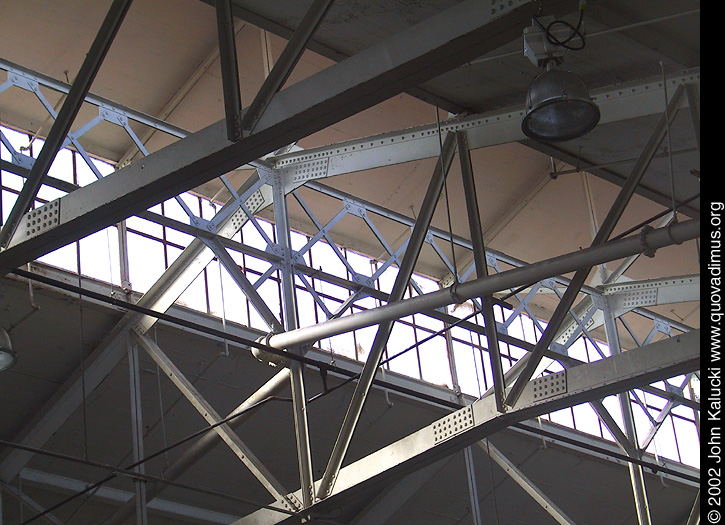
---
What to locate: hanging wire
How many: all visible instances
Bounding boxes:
[533,0,587,52]
[435,106,459,284]
[11,395,294,525]
[154,327,171,469]
[74,155,90,462]
[485,438,501,524]
[660,61,678,222]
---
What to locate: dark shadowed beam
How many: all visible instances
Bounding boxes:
[0,0,134,250]
[0,0,574,273]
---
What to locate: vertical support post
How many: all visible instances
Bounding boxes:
[602,307,652,525]
[118,220,132,293]
[456,131,505,412]
[240,0,336,135]
[0,0,134,249]
[462,447,483,525]
[685,83,700,153]
[505,84,687,408]
[317,131,458,500]
[127,337,148,525]
[442,289,482,525]
[272,174,315,507]
[215,0,243,141]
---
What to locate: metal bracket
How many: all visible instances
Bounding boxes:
[530,371,567,402]
[432,405,474,444]
[16,199,61,241]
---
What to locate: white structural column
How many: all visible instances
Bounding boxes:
[602,305,652,525]
[127,338,148,525]
[271,172,315,507]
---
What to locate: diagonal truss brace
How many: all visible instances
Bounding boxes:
[236,330,700,524]
[131,330,302,512]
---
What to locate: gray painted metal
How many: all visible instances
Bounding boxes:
[236,329,700,524]
[316,131,458,499]
[0,176,271,486]
[456,130,505,413]
[0,0,134,250]
[265,219,699,352]
[505,84,688,408]
[132,331,302,512]
[272,173,315,508]
[240,0,336,135]
[0,0,560,271]
[215,0,243,142]
[481,440,577,525]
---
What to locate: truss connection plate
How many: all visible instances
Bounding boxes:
[432,405,474,444]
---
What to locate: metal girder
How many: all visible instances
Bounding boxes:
[18,468,241,524]
[263,219,698,352]
[0,479,65,525]
[0,0,558,271]
[271,70,700,180]
[480,440,577,525]
[0,0,134,250]
[104,369,293,525]
[271,173,315,508]
[349,458,452,525]
[235,330,700,524]
[240,0,336,135]
[132,330,302,512]
[603,274,700,317]
[505,83,689,408]
[457,130,505,413]
[316,131,458,499]
[215,0,243,141]
[0,175,270,485]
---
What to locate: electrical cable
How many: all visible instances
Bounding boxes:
[533,1,587,53]
[8,395,296,524]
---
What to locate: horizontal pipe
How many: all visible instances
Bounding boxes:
[267,219,699,350]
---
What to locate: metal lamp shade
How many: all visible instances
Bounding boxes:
[0,327,15,372]
[522,68,600,142]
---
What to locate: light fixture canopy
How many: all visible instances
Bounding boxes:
[521,66,600,143]
[0,327,16,372]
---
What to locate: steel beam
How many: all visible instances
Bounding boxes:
[505,83,688,408]
[271,173,315,508]
[271,71,699,180]
[240,0,336,135]
[480,440,577,525]
[603,308,653,525]
[103,369,292,525]
[17,468,241,524]
[349,458,452,525]
[132,331,302,512]
[316,131,457,499]
[456,130,505,412]
[264,219,698,352]
[0,0,133,250]
[0,175,270,485]
[215,0,243,141]
[0,480,65,525]
[127,338,148,525]
[236,330,700,523]
[0,0,564,271]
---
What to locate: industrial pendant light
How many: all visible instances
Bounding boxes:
[522,64,600,143]
[521,7,599,142]
[0,327,16,372]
